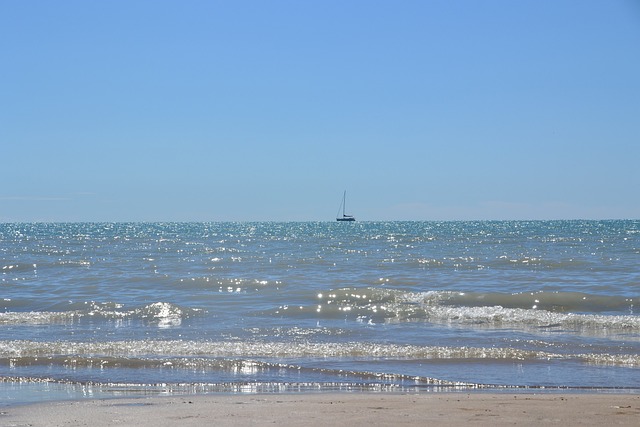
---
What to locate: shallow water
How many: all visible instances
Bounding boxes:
[1,221,638,404]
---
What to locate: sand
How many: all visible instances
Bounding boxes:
[1,393,639,426]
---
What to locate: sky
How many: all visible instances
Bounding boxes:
[1,0,639,222]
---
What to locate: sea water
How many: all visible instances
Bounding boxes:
[1,221,638,405]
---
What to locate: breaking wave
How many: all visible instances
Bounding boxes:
[2,339,638,367]
[273,288,639,336]
[0,302,203,327]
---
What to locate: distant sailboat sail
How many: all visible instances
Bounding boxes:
[336,191,356,221]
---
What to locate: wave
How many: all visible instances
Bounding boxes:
[272,288,640,335]
[2,289,638,337]
[2,340,638,367]
[440,291,636,312]
[0,302,204,327]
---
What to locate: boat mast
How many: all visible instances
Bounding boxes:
[342,191,347,217]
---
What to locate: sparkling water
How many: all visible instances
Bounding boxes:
[1,221,638,404]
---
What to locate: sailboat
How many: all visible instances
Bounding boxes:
[336,191,356,221]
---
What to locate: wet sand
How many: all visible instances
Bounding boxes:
[2,393,639,426]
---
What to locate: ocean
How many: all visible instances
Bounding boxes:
[1,221,638,405]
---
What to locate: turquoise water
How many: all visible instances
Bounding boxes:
[1,221,639,404]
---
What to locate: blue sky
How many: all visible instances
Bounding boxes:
[1,0,639,221]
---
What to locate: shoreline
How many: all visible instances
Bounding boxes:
[2,392,639,426]
[2,381,638,408]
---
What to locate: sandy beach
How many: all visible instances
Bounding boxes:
[2,393,639,426]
